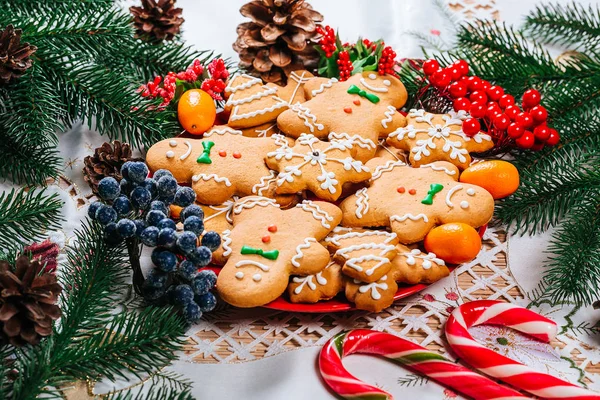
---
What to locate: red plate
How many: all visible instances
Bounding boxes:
[206,225,486,313]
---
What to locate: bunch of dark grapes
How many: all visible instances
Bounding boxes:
[88,161,221,323]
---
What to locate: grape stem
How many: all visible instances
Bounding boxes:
[127,238,145,295]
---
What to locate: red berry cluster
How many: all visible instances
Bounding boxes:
[422,59,559,150]
[362,38,379,51]
[138,58,228,106]
[317,25,336,58]
[337,50,353,81]
[378,46,396,75]
[201,58,230,101]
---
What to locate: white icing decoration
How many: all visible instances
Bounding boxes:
[371,160,406,180]
[204,196,238,225]
[336,243,395,276]
[169,140,177,147]
[383,80,391,86]
[221,229,232,257]
[251,170,277,196]
[254,123,277,137]
[325,230,397,246]
[179,140,192,161]
[225,74,262,93]
[235,260,270,271]
[232,196,279,215]
[460,200,469,209]
[360,78,389,93]
[192,173,232,187]
[296,200,334,229]
[252,274,262,282]
[445,185,463,208]
[230,97,287,121]
[290,102,324,133]
[355,188,370,219]
[390,213,429,223]
[204,127,243,137]
[368,73,377,79]
[402,249,444,270]
[166,151,174,158]
[419,163,457,176]
[467,188,476,196]
[292,264,330,295]
[381,106,396,129]
[311,78,338,97]
[235,272,244,279]
[285,71,312,104]
[388,109,492,164]
[356,276,389,300]
[267,133,369,195]
[226,86,277,106]
[328,132,376,150]
[291,238,317,267]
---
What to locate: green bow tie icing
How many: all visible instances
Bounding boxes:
[241,245,280,260]
[347,84,380,104]
[197,141,215,164]
[421,183,444,205]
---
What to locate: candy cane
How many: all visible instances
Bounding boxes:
[319,329,526,400]
[446,300,600,400]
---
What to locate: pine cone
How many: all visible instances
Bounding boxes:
[0,25,37,84]
[0,256,62,346]
[233,0,324,85]
[82,141,142,196]
[130,0,184,43]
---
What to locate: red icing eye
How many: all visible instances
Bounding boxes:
[262,235,271,243]
[233,151,242,159]
[218,150,227,157]
[268,225,277,233]
[397,186,405,194]
[353,99,361,106]
[344,107,352,114]
[409,189,417,195]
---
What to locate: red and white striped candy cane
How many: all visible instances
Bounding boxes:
[446,300,600,400]
[319,329,526,400]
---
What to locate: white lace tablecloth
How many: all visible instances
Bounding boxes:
[5,0,600,398]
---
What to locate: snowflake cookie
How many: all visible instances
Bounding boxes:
[277,72,408,162]
[265,133,371,201]
[339,158,495,244]
[386,109,494,169]
[216,197,342,308]
[145,126,292,205]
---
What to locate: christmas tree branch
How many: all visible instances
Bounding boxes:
[104,372,193,400]
[544,201,600,306]
[524,3,600,52]
[0,188,63,256]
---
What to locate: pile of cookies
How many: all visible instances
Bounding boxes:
[146,70,497,312]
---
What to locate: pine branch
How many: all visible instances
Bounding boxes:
[524,3,600,52]
[0,188,63,255]
[543,201,600,306]
[57,307,185,382]
[104,372,193,400]
[397,373,430,387]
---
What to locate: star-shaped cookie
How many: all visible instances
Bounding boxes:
[386,109,494,169]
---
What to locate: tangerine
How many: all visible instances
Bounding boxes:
[424,223,481,264]
[178,89,216,135]
[169,204,183,220]
[459,160,519,199]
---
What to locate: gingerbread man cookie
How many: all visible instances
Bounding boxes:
[200,197,238,266]
[288,261,343,303]
[145,126,291,205]
[386,109,493,169]
[224,71,314,129]
[340,158,495,243]
[392,245,449,285]
[216,197,342,308]
[324,227,399,283]
[277,72,408,161]
[265,133,371,201]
